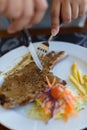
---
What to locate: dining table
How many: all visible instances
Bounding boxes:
[0,125,9,130]
[0,25,87,129]
[0,126,86,130]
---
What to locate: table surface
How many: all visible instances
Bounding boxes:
[0,125,87,130]
[0,125,9,130]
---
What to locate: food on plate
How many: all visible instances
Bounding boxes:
[69,75,86,95]
[41,51,68,69]
[69,62,87,96]
[0,51,67,109]
[28,76,87,122]
[28,62,87,122]
[83,75,87,89]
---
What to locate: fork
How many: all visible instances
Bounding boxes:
[36,34,54,57]
[36,23,64,57]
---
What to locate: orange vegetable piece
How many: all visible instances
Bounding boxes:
[44,101,52,115]
[39,93,46,100]
[50,83,65,99]
[51,85,59,99]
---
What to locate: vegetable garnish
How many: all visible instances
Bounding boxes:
[28,76,87,122]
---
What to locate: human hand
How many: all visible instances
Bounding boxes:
[0,0,48,33]
[51,0,87,35]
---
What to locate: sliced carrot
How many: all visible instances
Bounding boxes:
[55,102,65,113]
[76,95,87,100]
[64,106,71,120]
[46,76,52,87]
[39,93,47,100]
[45,101,52,108]
[46,76,57,88]
[44,101,52,115]
[52,77,56,86]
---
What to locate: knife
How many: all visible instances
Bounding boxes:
[21,29,43,70]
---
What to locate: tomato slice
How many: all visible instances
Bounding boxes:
[51,86,60,99]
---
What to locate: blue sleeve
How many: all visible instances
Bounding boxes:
[0,15,10,30]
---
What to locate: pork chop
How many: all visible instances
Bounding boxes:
[0,51,67,109]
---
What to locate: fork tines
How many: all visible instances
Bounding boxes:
[37,42,49,57]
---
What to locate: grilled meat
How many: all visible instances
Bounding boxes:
[0,51,67,109]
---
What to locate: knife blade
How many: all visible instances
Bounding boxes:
[22,29,43,70]
[28,42,43,70]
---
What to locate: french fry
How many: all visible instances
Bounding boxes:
[69,62,87,95]
[84,82,87,90]
[77,69,84,85]
[71,62,79,81]
[69,75,86,95]
[83,75,87,82]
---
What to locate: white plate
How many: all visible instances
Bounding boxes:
[0,41,87,130]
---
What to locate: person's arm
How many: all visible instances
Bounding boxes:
[0,0,48,33]
[51,0,87,35]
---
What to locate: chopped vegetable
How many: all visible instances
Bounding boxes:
[28,76,87,122]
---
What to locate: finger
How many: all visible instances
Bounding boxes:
[79,1,87,16]
[71,2,79,19]
[0,0,7,12]
[51,0,61,35]
[23,0,34,19]
[7,0,34,33]
[30,0,48,25]
[7,17,30,33]
[4,0,23,19]
[61,0,71,23]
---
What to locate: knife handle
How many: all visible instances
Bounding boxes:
[21,29,32,47]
